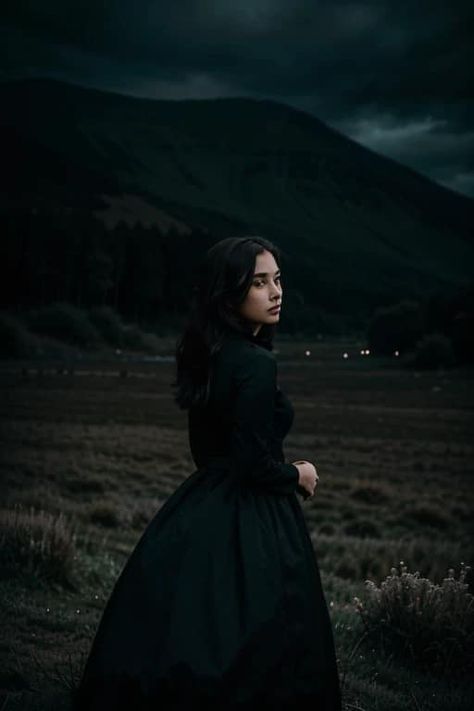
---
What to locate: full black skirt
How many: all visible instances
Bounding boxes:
[73,463,342,710]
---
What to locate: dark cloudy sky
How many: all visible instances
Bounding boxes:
[2,1,473,197]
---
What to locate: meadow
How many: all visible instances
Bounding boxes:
[1,337,473,710]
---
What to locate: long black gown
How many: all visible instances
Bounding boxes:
[73,329,342,710]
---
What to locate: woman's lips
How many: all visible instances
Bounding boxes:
[268,305,281,313]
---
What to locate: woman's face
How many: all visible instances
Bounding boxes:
[238,250,283,334]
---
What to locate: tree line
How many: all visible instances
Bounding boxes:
[1,209,214,327]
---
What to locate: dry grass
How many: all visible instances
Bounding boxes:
[0,505,78,587]
[355,563,473,677]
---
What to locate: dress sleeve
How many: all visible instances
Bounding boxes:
[229,348,300,495]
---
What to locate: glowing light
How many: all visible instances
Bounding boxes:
[305,350,311,356]
[394,350,399,356]
[365,349,370,355]
[343,352,348,359]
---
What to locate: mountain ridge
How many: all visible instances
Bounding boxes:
[1,76,473,313]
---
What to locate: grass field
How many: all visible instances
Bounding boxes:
[1,337,473,710]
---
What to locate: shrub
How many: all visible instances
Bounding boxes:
[0,312,36,359]
[25,302,102,347]
[122,324,160,353]
[354,562,474,677]
[410,332,456,369]
[88,305,124,347]
[0,504,77,586]
[367,299,424,356]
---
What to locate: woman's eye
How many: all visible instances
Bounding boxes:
[253,276,281,288]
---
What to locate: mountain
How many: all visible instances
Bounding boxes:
[1,77,473,318]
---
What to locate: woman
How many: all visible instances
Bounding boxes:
[73,236,342,710]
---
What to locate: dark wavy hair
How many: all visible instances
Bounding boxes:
[172,236,284,410]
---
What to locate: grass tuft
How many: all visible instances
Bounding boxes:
[354,562,474,678]
[0,504,77,587]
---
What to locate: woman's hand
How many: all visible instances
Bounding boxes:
[292,460,319,499]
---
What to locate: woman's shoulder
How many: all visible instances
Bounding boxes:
[219,334,275,362]
[215,337,276,381]
[209,336,277,401]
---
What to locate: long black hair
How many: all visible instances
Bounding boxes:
[172,236,284,410]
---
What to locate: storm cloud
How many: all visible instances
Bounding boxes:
[2,0,473,195]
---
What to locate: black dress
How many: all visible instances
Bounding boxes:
[73,330,342,711]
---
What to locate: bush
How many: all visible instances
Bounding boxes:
[354,562,474,677]
[25,302,102,347]
[88,305,124,347]
[367,299,424,356]
[122,324,160,353]
[0,312,37,359]
[410,332,457,369]
[0,504,77,586]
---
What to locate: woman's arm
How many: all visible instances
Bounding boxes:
[228,349,300,495]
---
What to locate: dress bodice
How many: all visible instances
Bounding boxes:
[187,330,299,495]
[274,386,295,441]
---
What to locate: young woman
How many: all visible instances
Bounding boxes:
[73,236,342,710]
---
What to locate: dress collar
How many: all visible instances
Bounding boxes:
[223,327,258,344]
[222,327,273,351]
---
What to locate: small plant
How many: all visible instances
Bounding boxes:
[353,561,474,677]
[0,504,77,586]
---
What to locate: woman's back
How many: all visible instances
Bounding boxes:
[188,332,299,495]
